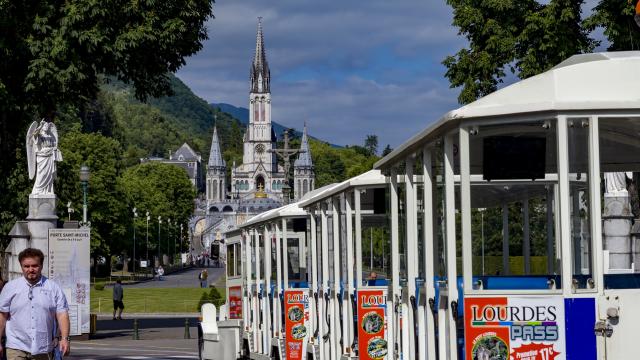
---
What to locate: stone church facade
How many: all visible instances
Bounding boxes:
[191,19,315,260]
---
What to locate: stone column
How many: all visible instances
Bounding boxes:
[603,194,634,270]
[27,194,58,273]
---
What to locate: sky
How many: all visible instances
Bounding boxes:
[177,0,602,150]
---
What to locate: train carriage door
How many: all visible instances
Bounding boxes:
[597,116,640,360]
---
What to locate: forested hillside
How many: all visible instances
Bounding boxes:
[0,73,381,260]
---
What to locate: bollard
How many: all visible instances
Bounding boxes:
[184,318,191,339]
[133,319,140,340]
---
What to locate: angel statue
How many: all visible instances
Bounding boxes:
[26,119,63,195]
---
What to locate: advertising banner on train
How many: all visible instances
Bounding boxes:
[284,289,309,360]
[464,297,566,360]
[358,289,389,360]
[228,285,243,319]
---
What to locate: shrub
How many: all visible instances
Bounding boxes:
[94,283,105,291]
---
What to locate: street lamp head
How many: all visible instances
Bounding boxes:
[146,211,149,217]
[79,164,90,183]
[133,207,137,217]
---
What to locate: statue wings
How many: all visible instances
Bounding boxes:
[50,121,62,162]
[26,121,38,180]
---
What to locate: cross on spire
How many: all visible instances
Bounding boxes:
[269,129,305,203]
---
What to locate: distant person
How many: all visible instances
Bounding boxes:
[157,266,165,281]
[367,271,378,286]
[199,269,208,288]
[0,248,70,359]
[112,280,124,320]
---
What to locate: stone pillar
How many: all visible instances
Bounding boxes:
[6,221,31,280]
[26,194,58,273]
[603,194,634,270]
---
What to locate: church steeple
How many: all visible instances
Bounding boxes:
[294,123,315,200]
[250,18,270,94]
[208,126,225,169]
[294,124,313,168]
[206,125,226,203]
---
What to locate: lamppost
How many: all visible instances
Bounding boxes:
[132,208,138,275]
[79,165,90,227]
[157,216,162,266]
[180,223,184,258]
[167,218,171,264]
[146,212,150,263]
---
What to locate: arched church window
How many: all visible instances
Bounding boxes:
[213,180,218,201]
[303,179,308,195]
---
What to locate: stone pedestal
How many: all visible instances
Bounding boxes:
[603,194,634,270]
[4,195,58,280]
[26,194,58,273]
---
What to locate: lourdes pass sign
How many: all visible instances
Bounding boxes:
[48,228,91,335]
[464,297,565,360]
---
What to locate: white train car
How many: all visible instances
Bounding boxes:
[201,51,640,360]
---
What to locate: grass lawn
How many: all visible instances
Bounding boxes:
[91,287,226,314]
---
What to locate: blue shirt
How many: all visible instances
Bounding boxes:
[0,276,69,355]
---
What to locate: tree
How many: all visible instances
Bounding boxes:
[55,131,128,266]
[0,0,213,210]
[119,162,196,258]
[584,0,640,51]
[364,135,379,156]
[443,0,595,104]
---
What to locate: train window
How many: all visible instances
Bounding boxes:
[360,186,391,286]
[467,120,561,290]
[599,117,640,288]
[227,243,235,277]
[236,243,242,278]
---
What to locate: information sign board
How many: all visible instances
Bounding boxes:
[48,228,91,335]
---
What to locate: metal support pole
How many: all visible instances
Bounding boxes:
[524,197,531,275]
[133,319,140,340]
[502,203,510,275]
[158,217,162,266]
[82,182,88,224]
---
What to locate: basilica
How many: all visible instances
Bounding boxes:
[191,19,315,258]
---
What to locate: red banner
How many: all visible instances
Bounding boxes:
[228,285,242,320]
[284,289,309,360]
[357,289,388,360]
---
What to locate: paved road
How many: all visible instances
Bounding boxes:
[68,318,201,359]
[68,337,199,360]
[112,266,224,289]
[82,266,226,359]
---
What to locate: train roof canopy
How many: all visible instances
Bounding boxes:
[375,51,640,170]
[238,183,340,229]
[298,169,386,208]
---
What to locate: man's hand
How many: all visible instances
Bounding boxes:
[59,338,70,355]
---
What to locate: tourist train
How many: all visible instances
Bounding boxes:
[198,51,640,360]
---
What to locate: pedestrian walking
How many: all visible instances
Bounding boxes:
[0,248,70,359]
[199,269,208,288]
[157,266,165,281]
[112,279,124,320]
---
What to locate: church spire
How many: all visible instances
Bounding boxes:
[294,123,313,168]
[208,126,226,168]
[250,17,270,93]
